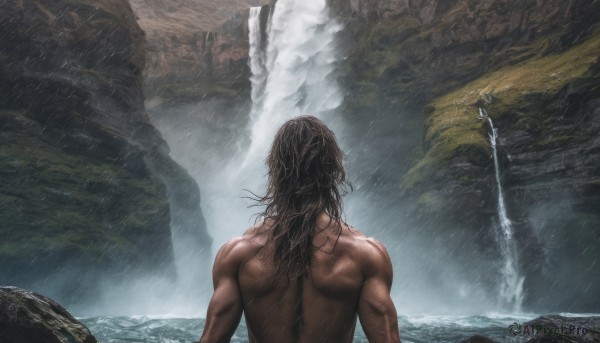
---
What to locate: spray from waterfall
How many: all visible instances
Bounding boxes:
[479,107,525,313]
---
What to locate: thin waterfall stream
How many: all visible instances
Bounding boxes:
[479,107,525,313]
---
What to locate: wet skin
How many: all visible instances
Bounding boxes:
[200,213,401,343]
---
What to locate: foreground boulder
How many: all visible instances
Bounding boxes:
[524,316,600,342]
[0,287,97,343]
[461,335,496,343]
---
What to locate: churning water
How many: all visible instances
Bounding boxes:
[81,313,541,342]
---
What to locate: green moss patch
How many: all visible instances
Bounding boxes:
[0,124,169,267]
[403,30,600,189]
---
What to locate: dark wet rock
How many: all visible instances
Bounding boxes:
[0,287,97,343]
[460,335,496,343]
[524,316,600,342]
[0,0,210,306]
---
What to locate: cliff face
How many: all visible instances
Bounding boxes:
[334,0,599,181]
[0,0,209,306]
[331,0,600,311]
[129,0,260,102]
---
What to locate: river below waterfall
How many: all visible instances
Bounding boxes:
[81,314,549,342]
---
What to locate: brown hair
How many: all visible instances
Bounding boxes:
[254,115,351,279]
[257,116,352,278]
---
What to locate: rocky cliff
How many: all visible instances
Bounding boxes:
[129,0,261,102]
[331,0,600,311]
[0,0,210,307]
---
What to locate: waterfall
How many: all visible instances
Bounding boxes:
[194,0,344,253]
[479,107,525,313]
[248,7,269,112]
[244,0,343,173]
[204,32,211,50]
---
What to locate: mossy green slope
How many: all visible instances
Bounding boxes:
[403,30,600,189]
[333,0,600,195]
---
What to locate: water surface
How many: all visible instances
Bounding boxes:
[82,314,541,342]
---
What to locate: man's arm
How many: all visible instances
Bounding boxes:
[358,239,401,343]
[199,239,244,343]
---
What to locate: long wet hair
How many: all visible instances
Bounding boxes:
[254,115,351,279]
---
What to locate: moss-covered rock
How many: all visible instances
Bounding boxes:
[399,25,600,311]
[0,111,172,283]
[333,0,600,198]
[327,0,600,311]
[0,0,210,306]
[403,30,600,190]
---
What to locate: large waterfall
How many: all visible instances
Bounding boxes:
[479,107,525,313]
[182,0,346,253]
[244,0,343,172]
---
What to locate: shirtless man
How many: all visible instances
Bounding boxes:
[200,116,401,343]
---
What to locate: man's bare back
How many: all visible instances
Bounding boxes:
[200,213,401,343]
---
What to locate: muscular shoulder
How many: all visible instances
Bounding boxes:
[214,234,261,270]
[343,230,393,281]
